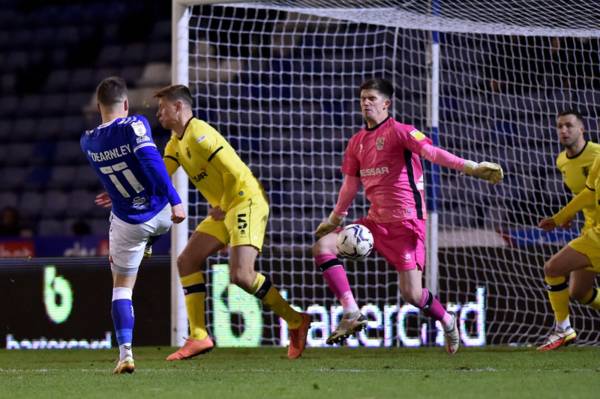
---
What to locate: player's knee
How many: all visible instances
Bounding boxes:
[311,242,323,258]
[177,252,201,274]
[176,254,188,273]
[400,288,421,306]
[229,268,253,290]
[569,286,586,301]
[312,236,336,258]
[543,260,560,278]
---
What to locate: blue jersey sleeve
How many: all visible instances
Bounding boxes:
[127,116,182,206]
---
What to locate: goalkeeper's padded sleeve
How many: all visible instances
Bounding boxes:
[333,174,361,217]
[420,143,466,171]
[553,187,595,226]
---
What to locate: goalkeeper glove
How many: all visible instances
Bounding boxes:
[315,211,344,239]
[463,161,504,184]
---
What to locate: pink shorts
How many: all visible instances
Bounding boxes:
[355,217,426,272]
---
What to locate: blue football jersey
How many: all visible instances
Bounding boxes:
[81,115,180,224]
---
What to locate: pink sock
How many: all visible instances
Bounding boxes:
[315,253,359,313]
[419,288,452,328]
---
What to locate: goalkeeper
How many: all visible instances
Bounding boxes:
[155,85,310,360]
[537,110,600,351]
[313,78,503,353]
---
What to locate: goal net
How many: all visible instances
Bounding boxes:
[176,0,600,347]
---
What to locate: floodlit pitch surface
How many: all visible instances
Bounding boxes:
[1,347,599,398]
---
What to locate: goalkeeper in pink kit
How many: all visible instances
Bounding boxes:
[313,78,503,353]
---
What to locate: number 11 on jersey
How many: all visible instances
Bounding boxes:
[100,161,144,198]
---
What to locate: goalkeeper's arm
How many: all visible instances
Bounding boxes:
[420,143,503,184]
[315,174,360,239]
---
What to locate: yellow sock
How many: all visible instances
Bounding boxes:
[251,273,303,329]
[580,288,600,310]
[181,271,208,340]
[545,275,570,324]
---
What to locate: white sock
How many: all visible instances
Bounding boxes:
[119,343,133,361]
[557,317,571,330]
[343,310,361,319]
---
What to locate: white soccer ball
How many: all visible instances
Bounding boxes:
[336,224,374,259]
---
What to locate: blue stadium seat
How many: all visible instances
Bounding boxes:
[65,92,93,115]
[94,67,120,84]
[42,93,68,118]
[1,73,17,94]
[0,191,18,208]
[73,165,100,189]
[0,119,12,142]
[3,51,28,72]
[50,49,68,67]
[32,141,56,166]
[13,119,37,141]
[17,95,43,118]
[37,116,64,140]
[47,165,77,190]
[66,189,96,217]
[101,23,120,44]
[146,42,170,62]
[90,218,109,236]
[0,96,19,118]
[38,219,65,236]
[44,69,70,93]
[41,190,69,218]
[5,143,34,166]
[121,43,147,65]
[97,45,123,67]
[24,166,52,189]
[31,27,56,48]
[69,68,96,91]
[54,26,80,45]
[60,116,88,140]
[150,20,171,41]
[53,140,85,165]
[19,191,44,219]
[121,65,144,86]
[11,29,32,50]
[1,166,29,190]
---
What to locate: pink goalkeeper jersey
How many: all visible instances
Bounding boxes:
[341,116,431,223]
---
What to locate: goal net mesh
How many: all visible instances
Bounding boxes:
[184,0,600,347]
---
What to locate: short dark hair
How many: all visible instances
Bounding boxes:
[557,109,584,122]
[154,84,193,107]
[96,76,127,106]
[360,78,394,99]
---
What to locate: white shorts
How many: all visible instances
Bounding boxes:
[109,204,172,276]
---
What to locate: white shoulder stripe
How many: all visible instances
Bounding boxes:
[133,142,157,152]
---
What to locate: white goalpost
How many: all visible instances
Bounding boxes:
[172,0,600,347]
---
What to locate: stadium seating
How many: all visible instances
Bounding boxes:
[0,0,171,236]
[0,0,598,241]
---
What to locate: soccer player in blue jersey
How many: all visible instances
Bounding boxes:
[81,76,186,374]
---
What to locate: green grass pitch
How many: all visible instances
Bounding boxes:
[1,346,599,399]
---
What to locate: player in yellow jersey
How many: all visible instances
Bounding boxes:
[154,85,310,360]
[537,110,600,351]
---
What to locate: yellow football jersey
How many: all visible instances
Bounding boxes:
[164,118,264,211]
[585,156,600,227]
[565,156,600,271]
[556,141,600,231]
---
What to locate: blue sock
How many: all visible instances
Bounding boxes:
[111,287,134,347]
